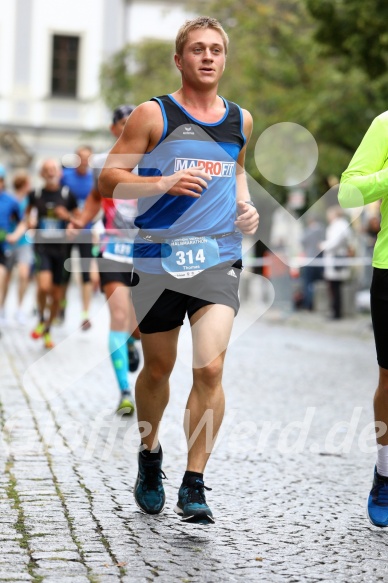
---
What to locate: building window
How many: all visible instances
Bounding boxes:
[51,35,80,97]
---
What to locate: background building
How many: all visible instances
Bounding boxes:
[0,0,191,173]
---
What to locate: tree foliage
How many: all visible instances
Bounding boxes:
[100,39,180,110]
[306,0,388,79]
[99,0,388,201]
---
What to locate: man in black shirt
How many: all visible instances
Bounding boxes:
[27,159,78,348]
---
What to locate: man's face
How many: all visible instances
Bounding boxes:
[110,116,129,139]
[40,160,62,188]
[175,28,226,88]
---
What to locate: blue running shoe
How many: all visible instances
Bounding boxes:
[174,477,214,524]
[367,466,388,527]
[134,447,166,515]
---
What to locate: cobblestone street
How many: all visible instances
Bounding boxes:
[0,281,386,582]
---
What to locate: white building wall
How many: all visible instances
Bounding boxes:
[0,0,192,168]
[0,3,17,121]
[127,1,195,44]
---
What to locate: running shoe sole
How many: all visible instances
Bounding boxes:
[116,405,135,416]
[174,504,215,524]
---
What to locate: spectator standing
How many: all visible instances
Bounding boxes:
[321,205,352,319]
[300,215,325,310]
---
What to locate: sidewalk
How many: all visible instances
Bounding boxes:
[265,308,373,339]
[0,281,385,582]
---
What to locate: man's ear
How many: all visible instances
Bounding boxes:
[174,53,183,72]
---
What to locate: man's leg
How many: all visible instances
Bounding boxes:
[186,304,234,472]
[79,242,93,330]
[17,262,31,309]
[47,284,61,329]
[81,281,92,323]
[367,367,388,527]
[31,270,51,341]
[104,281,133,412]
[374,367,388,447]
[0,263,8,322]
[368,271,388,526]
[126,291,141,371]
[133,327,179,515]
[0,251,15,322]
[174,304,234,524]
[57,244,72,324]
[36,271,51,321]
[136,328,180,450]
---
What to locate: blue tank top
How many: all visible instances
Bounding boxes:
[134,94,246,274]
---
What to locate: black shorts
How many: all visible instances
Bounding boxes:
[370,268,388,370]
[34,248,67,286]
[61,237,93,285]
[131,259,242,334]
[98,254,139,291]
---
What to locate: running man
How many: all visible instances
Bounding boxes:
[0,165,24,327]
[99,17,259,524]
[27,159,79,348]
[338,110,388,527]
[60,146,95,329]
[4,171,35,325]
[70,105,140,414]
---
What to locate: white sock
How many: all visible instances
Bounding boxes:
[376,445,388,477]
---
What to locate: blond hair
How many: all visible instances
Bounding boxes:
[175,16,229,56]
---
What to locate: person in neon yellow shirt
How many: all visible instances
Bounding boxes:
[339,111,388,527]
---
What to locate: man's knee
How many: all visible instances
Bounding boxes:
[143,358,175,385]
[109,301,129,326]
[194,358,224,389]
[39,280,52,295]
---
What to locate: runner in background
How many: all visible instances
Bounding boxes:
[8,171,35,324]
[0,165,24,327]
[338,110,388,527]
[60,146,95,329]
[27,159,79,348]
[69,105,140,414]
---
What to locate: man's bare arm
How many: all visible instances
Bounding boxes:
[99,101,211,200]
[70,188,102,229]
[234,110,259,235]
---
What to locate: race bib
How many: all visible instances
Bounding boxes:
[39,218,64,238]
[102,238,134,263]
[161,236,219,279]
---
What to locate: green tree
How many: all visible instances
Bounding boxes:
[100,39,180,110]
[306,0,388,79]
[99,1,386,201]
[192,0,387,194]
